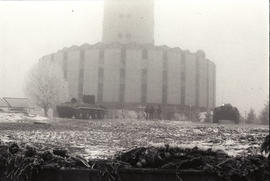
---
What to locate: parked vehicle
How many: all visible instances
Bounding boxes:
[56,96,106,119]
[213,104,240,124]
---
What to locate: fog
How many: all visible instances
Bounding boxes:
[0,0,268,115]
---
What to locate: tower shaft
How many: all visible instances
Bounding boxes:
[102,0,154,44]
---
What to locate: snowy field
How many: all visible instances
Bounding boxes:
[0,117,268,159]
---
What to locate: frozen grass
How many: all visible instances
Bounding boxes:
[0,118,268,159]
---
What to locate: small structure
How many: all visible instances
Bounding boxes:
[2,97,30,113]
[0,98,9,112]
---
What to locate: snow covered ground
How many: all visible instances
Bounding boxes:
[0,118,268,159]
[0,112,48,123]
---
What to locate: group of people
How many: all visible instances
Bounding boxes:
[144,104,162,120]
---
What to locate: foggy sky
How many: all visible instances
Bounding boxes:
[0,0,268,115]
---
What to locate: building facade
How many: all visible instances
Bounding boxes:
[41,43,216,112]
[40,0,216,114]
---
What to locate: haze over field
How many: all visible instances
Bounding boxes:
[0,0,268,114]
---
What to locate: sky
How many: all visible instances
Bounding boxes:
[0,0,268,115]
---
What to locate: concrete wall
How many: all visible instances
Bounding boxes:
[185,52,196,106]
[83,49,99,98]
[54,52,63,67]
[147,50,162,103]
[125,49,141,103]
[43,44,215,110]
[66,50,80,99]
[208,61,215,109]
[103,48,120,102]
[167,51,181,105]
[198,58,208,108]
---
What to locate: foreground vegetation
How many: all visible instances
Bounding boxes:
[0,141,269,181]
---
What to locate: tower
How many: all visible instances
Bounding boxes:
[102,0,154,45]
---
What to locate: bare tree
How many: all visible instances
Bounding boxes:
[24,60,69,117]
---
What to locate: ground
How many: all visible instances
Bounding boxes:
[0,118,268,159]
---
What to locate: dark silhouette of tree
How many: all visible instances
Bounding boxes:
[246,108,256,124]
[259,100,269,125]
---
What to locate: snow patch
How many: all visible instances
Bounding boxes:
[0,112,48,123]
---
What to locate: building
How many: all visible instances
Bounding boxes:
[40,0,216,117]
[1,97,30,113]
[0,98,9,112]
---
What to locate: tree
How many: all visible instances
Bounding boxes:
[204,111,212,123]
[259,100,269,125]
[24,60,69,117]
[246,108,256,124]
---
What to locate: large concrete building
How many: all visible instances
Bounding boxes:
[41,0,216,116]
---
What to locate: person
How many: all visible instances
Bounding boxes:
[149,105,154,120]
[145,105,150,120]
[157,105,162,120]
